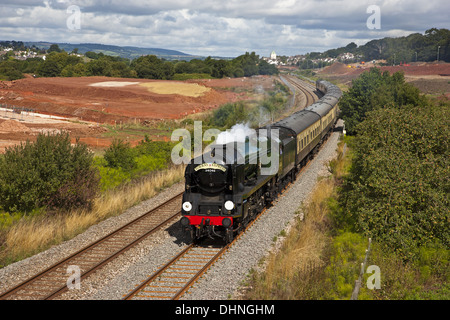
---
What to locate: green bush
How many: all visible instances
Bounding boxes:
[96,165,131,191]
[134,137,174,160]
[0,133,99,213]
[341,102,449,259]
[103,138,136,170]
[416,243,449,281]
[210,102,249,128]
[0,60,24,80]
[95,137,176,191]
[134,154,166,174]
[172,73,214,80]
[359,242,450,300]
[0,211,23,230]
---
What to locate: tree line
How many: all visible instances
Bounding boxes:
[0,46,278,81]
[304,28,449,65]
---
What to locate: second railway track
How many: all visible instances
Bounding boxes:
[283,75,321,109]
[0,192,183,300]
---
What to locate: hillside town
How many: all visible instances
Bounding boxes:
[262,50,362,67]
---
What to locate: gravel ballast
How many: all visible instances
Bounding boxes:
[0,120,343,300]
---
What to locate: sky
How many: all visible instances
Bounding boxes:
[0,0,449,57]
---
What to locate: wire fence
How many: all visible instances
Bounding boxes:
[0,104,35,122]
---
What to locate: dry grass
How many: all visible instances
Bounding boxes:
[245,178,334,299]
[0,165,185,265]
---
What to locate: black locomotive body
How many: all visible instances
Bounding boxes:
[181,79,342,243]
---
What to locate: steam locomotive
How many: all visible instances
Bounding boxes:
[180,79,342,243]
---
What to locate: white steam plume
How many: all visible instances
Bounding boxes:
[215,123,256,145]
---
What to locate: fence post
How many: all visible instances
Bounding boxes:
[351,238,372,300]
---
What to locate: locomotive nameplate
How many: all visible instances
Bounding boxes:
[194,163,227,172]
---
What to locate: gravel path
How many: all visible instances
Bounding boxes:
[0,120,343,300]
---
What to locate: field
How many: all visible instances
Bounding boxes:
[0,75,274,152]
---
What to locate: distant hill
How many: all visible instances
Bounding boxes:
[22,41,203,61]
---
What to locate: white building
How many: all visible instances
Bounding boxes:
[270,51,277,60]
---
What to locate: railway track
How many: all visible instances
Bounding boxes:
[123,243,225,300]
[123,156,316,301]
[0,192,183,300]
[123,207,267,301]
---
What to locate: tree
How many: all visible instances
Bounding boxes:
[86,58,112,76]
[47,44,61,53]
[258,60,279,75]
[209,59,231,78]
[37,51,71,77]
[356,28,450,62]
[345,42,357,51]
[110,61,135,78]
[339,68,426,135]
[85,51,99,59]
[0,60,24,80]
[131,55,174,79]
[174,61,196,74]
[210,102,249,128]
[233,52,260,77]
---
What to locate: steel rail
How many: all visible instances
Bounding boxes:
[0,192,184,300]
[283,75,319,109]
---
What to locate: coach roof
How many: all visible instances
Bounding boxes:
[271,110,320,135]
